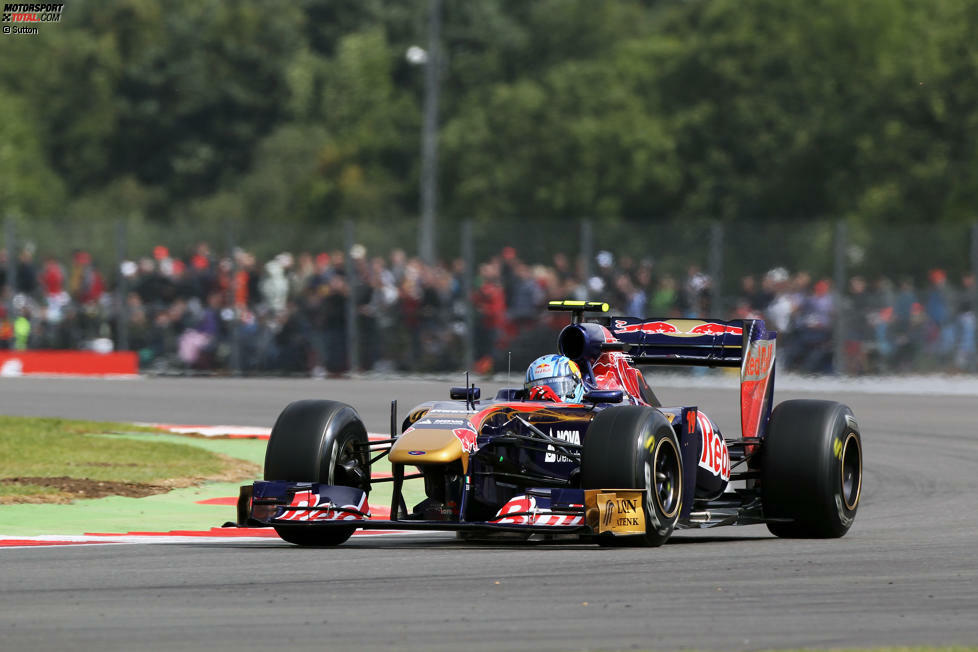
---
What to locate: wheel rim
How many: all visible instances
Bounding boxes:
[647,436,681,519]
[330,434,368,489]
[840,431,862,511]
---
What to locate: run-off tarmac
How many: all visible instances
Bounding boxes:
[0,376,976,651]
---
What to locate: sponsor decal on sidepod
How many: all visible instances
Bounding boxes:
[697,412,730,481]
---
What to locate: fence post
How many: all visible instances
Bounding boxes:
[115,219,129,352]
[832,220,847,375]
[971,223,978,373]
[226,221,241,376]
[462,219,475,372]
[580,219,593,299]
[417,0,442,265]
[709,221,724,316]
[4,217,15,316]
[344,219,360,373]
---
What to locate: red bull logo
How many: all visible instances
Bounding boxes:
[613,320,742,337]
[697,412,730,481]
[743,339,775,380]
[613,320,680,334]
[452,427,478,453]
[688,323,743,336]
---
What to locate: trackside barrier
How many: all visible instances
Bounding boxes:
[0,351,139,377]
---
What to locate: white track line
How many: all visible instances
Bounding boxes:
[141,424,391,441]
[0,530,415,548]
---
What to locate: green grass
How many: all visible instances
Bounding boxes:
[0,417,429,534]
[98,432,268,469]
[0,415,426,528]
[0,416,257,501]
[0,482,48,498]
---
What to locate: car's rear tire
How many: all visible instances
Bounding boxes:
[263,400,370,546]
[761,399,862,538]
[581,406,682,547]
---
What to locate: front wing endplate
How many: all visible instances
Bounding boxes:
[584,489,646,535]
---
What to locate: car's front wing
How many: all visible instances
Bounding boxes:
[236,481,650,537]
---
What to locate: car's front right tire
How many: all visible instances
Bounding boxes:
[263,400,370,546]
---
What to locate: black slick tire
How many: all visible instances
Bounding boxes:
[263,400,369,546]
[761,399,862,538]
[581,406,683,547]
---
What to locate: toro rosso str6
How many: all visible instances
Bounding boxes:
[235,301,863,546]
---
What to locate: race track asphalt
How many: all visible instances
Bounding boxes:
[1,375,977,651]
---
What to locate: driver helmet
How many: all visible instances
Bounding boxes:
[524,354,585,402]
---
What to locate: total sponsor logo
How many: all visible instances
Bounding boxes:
[697,413,730,481]
[613,320,743,337]
[544,429,580,462]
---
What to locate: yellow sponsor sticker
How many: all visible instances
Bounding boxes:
[585,490,646,535]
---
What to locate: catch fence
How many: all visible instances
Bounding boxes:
[3,215,976,376]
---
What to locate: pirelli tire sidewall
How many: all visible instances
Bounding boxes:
[761,399,862,538]
[581,405,682,547]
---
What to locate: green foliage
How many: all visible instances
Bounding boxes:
[0,94,65,216]
[649,0,978,224]
[3,0,978,241]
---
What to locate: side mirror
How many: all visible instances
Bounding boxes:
[584,389,623,404]
[450,386,481,401]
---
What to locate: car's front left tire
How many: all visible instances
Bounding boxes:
[581,406,683,547]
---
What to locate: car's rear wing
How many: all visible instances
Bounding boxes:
[609,317,777,439]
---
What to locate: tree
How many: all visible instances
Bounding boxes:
[0,94,65,217]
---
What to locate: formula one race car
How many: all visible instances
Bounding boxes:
[235,300,863,547]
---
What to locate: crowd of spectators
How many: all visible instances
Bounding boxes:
[1,240,976,376]
[728,267,976,374]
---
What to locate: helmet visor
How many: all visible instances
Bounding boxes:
[526,376,579,400]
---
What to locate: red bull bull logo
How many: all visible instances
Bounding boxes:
[688,323,743,336]
[613,320,742,337]
[452,427,478,453]
[613,320,680,334]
